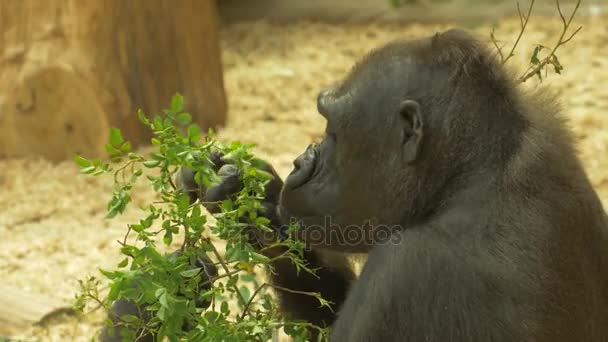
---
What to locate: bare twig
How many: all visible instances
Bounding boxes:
[519,0,582,82]
[490,0,535,65]
[503,0,535,65]
[204,237,251,314]
[120,225,133,246]
[239,282,268,321]
[490,28,505,62]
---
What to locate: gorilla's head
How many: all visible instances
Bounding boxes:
[278,29,525,251]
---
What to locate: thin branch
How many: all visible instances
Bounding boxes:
[556,0,567,26]
[517,2,524,28]
[168,176,177,191]
[561,25,583,44]
[266,284,334,312]
[198,268,242,288]
[490,28,505,63]
[239,283,269,321]
[489,0,535,65]
[519,0,582,82]
[204,237,251,314]
[503,0,535,64]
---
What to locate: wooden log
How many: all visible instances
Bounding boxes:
[0,285,73,336]
[0,67,109,160]
[0,0,226,162]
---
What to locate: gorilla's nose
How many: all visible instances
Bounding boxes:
[293,144,316,170]
[317,89,334,117]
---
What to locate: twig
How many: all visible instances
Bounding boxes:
[489,0,535,65]
[204,237,251,315]
[490,28,505,63]
[503,0,535,64]
[267,284,333,312]
[519,0,582,82]
[239,282,269,321]
[119,225,133,246]
[198,268,242,288]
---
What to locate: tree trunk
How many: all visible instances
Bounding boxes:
[0,0,226,161]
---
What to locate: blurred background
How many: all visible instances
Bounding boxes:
[0,0,606,340]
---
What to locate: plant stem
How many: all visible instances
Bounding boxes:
[519,0,582,82]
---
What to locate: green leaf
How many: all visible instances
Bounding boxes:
[250,252,270,264]
[105,143,120,156]
[80,166,96,174]
[137,109,150,125]
[157,306,167,321]
[180,267,201,278]
[255,216,271,227]
[530,45,543,65]
[176,113,192,125]
[120,141,132,153]
[240,274,257,283]
[163,229,173,245]
[220,301,230,315]
[104,318,115,337]
[204,311,220,323]
[226,275,238,288]
[187,124,201,140]
[225,245,247,263]
[143,160,161,168]
[171,93,184,112]
[109,127,124,147]
[120,314,140,323]
[552,55,563,75]
[117,258,129,268]
[238,286,251,303]
[74,155,91,168]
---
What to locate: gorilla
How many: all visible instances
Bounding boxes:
[104,28,608,341]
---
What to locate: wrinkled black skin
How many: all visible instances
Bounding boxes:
[108,28,608,341]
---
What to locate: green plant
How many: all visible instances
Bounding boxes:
[74,94,329,341]
[490,0,582,82]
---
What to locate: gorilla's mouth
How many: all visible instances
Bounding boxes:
[285,143,319,190]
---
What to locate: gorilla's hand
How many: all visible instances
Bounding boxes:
[175,157,285,248]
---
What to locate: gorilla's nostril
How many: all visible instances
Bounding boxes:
[286,144,318,190]
[293,157,302,171]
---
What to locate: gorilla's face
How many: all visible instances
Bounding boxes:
[278,38,433,250]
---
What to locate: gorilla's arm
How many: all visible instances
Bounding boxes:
[179,163,355,331]
[270,249,355,330]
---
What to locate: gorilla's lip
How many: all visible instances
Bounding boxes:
[284,144,319,190]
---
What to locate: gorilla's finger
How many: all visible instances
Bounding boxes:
[176,167,202,203]
[259,163,284,204]
[203,164,242,212]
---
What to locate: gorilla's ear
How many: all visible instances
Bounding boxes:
[399,100,423,163]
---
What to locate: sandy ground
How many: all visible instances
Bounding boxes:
[1,14,608,341]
